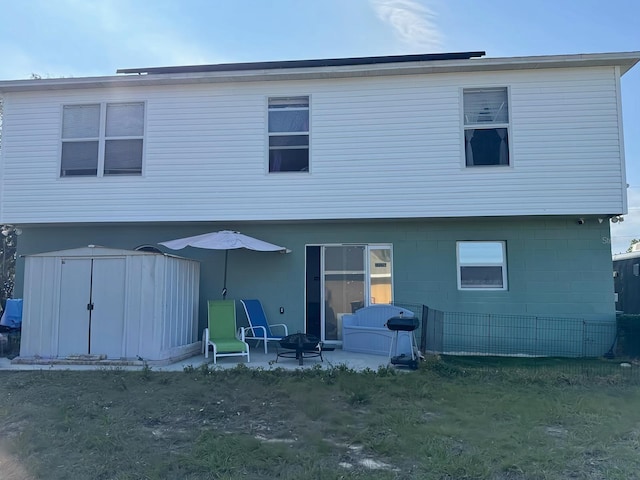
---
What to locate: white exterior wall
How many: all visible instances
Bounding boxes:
[19,248,200,362]
[0,66,625,223]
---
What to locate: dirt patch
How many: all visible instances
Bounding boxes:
[0,443,33,480]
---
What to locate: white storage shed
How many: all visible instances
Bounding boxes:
[19,246,201,364]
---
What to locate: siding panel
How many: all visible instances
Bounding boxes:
[0,66,626,223]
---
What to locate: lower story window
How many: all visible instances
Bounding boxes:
[457,241,507,290]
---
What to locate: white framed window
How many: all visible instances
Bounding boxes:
[268,96,309,172]
[61,102,144,177]
[457,241,508,290]
[463,87,510,167]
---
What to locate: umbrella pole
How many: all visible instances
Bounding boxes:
[222,250,228,299]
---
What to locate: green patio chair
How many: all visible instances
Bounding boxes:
[203,300,250,364]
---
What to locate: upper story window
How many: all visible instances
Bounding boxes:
[463,88,509,167]
[268,96,309,172]
[61,102,144,177]
[457,241,508,290]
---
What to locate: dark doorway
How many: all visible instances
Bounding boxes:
[305,246,321,337]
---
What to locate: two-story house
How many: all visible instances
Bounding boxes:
[0,51,638,356]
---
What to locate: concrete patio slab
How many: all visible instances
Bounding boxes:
[0,347,392,372]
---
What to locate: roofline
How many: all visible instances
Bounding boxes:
[115,51,486,75]
[1,51,639,93]
[613,251,640,261]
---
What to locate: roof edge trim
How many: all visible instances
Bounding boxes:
[116,52,486,75]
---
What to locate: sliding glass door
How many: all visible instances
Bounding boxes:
[323,246,366,341]
[306,244,393,343]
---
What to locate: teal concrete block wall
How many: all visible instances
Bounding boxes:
[13,216,615,351]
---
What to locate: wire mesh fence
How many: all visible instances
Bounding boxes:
[392,304,616,358]
[391,302,640,382]
[422,307,616,358]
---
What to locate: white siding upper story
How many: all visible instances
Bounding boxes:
[0,54,636,224]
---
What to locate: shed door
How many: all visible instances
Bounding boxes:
[58,257,126,358]
[90,258,126,358]
[58,258,92,357]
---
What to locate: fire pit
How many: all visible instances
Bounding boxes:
[276,332,323,366]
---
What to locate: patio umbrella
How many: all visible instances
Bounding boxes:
[159,230,291,299]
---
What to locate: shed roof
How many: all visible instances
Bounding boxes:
[25,245,194,261]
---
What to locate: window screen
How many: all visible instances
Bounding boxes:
[62,104,100,139]
[464,88,509,125]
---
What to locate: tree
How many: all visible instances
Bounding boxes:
[627,239,640,253]
[0,226,19,309]
[0,118,6,302]
[0,102,7,308]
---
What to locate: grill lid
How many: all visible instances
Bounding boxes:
[385,316,419,331]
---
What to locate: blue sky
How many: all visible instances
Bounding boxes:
[0,0,638,252]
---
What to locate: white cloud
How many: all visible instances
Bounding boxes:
[370,0,442,52]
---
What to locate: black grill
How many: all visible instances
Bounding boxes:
[385,316,419,331]
[386,315,420,370]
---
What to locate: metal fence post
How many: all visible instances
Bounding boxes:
[420,305,428,352]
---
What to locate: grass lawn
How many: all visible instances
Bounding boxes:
[1,358,639,479]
